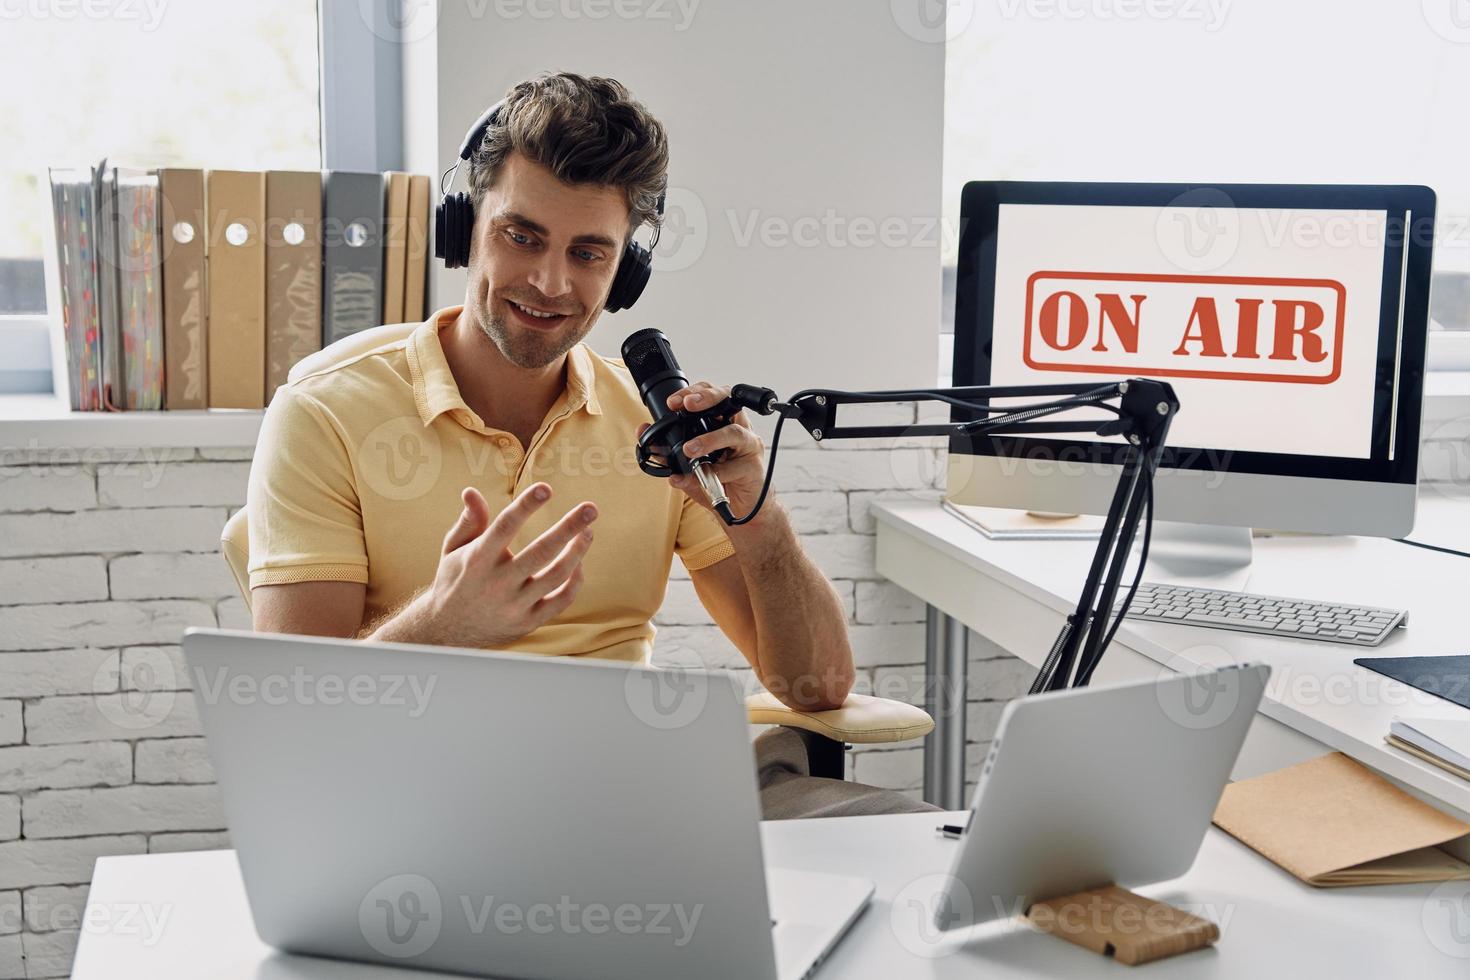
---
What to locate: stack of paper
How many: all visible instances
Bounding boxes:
[1389,716,1470,782]
[943,501,1104,540]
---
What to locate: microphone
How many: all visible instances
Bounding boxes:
[621,328,735,521]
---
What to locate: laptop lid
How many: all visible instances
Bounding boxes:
[183,628,779,980]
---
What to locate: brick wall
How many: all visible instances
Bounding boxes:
[0,408,1033,979]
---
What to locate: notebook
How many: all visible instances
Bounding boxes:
[943,500,1104,540]
[1388,716,1470,782]
[1353,655,1470,712]
[1212,752,1470,886]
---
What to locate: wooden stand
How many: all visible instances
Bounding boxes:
[1025,884,1219,966]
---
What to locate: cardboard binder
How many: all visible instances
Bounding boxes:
[322,171,384,345]
[381,171,410,324]
[1212,752,1470,886]
[206,170,266,409]
[404,173,431,322]
[158,168,208,409]
[265,171,323,402]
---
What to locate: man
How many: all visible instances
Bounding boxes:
[248,72,932,818]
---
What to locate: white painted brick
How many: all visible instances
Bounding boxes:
[800,534,877,580]
[965,700,1008,743]
[148,830,231,854]
[119,647,190,692]
[0,558,108,606]
[109,553,237,601]
[0,467,95,513]
[0,705,20,747]
[216,596,251,630]
[848,624,924,669]
[0,600,213,651]
[969,654,1036,702]
[847,488,943,534]
[650,625,749,671]
[0,892,16,935]
[852,746,923,791]
[199,447,255,461]
[0,798,15,842]
[0,835,145,890]
[772,448,938,493]
[0,743,131,793]
[0,933,18,980]
[135,738,215,784]
[24,692,201,746]
[21,928,77,978]
[854,581,925,624]
[0,508,228,558]
[869,662,928,707]
[24,784,226,839]
[0,447,194,467]
[0,649,116,697]
[21,885,87,935]
[654,579,711,626]
[96,461,249,508]
[777,492,848,534]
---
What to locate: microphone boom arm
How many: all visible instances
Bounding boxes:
[715,378,1179,692]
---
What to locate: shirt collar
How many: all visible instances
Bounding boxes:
[408,306,603,427]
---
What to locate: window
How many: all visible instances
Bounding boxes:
[0,0,322,393]
[941,3,1470,370]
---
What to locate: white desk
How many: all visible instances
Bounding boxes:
[72,812,1470,978]
[874,496,1470,818]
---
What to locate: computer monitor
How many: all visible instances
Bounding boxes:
[947,182,1436,553]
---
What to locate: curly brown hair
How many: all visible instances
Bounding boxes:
[467,72,669,236]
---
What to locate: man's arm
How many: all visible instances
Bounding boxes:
[658,383,855,712]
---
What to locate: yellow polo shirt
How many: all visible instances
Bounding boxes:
[247,306,734,663]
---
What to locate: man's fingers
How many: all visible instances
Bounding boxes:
[477,482,554,556]
[511,501,598,571]
[442,486,492,555]
[666,381,731,412]
[522,529,593,600]
[530,564,584,620]
[681,421,760,460]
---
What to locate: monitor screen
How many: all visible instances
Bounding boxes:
[953,183,1435,488]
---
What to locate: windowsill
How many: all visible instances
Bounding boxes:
[0,394,263,450]
[2,373,1468,453]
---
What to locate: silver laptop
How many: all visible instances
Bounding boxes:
[934,662,1270,930]
[183,628,872,980]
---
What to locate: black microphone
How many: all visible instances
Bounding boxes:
[621,328,735,521]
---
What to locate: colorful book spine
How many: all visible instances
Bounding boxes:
[114,170,164,409]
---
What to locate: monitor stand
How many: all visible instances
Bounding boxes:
[1143,522,1254,591]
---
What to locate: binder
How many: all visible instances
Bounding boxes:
[92,160,124,409]
[265,171,323,401]
[158,168,208,409]
[322,171,384,345]
[1212,752,1470,886]
[113,169,164,409]
[206,170,267,409]
[381,171,410,324]
[404,173,431,322]
[46,168,104,410]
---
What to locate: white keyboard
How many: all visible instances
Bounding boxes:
[1126,583,1407,646]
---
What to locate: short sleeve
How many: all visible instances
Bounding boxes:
[674,492,735,571]
[247,386,369,588]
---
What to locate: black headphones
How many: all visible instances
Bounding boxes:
[434,99,662,313]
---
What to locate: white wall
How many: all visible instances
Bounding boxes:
[409,0,945,393]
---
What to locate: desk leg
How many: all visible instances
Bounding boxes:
[923,605,968,809]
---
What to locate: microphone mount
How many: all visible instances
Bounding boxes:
[644,377,1179,692]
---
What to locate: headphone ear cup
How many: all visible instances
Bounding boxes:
[435,191,473,269]
[604,239,653,313]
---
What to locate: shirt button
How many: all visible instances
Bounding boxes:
[496,436,510,448]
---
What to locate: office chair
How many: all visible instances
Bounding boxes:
[218,322,934,781]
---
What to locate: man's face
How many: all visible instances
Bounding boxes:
[465,152,629,369]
